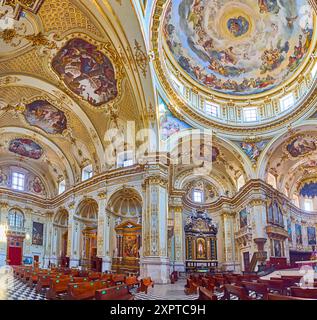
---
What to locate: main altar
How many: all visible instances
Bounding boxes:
[185,210,218,272]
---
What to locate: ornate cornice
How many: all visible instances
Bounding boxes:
[266,225,289,240]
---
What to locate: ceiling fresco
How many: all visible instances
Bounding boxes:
[163,0,314,96]
[51,38,118,107]
[8,138,43,160]
[23,100,67,135]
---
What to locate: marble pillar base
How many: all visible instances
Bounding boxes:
[171,261,185,272]
[69,258,80,268]
[101,257,112,272]
[140,257,171,284]
[222,261,241,272]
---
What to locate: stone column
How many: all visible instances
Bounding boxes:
[249,198,269,270]
[169,197,185,272]
[96,192,111,272]
[0,202,8,266]
[222,212,239,271]
[23,208,33,261]
[67,202,80,268]
[141,163,170,284]
[43,212,54,268]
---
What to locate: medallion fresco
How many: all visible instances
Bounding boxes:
[307,226,316,245]
[239,140,269,161]
[9,138,43,160]
[24,100,67,135]
[163,0,314,95]
[286,135,316,158]
[239,208,248,228]
[295,223,303,245]
[51,38,118,107]
[159,96,191,140]
[287,219,292,241]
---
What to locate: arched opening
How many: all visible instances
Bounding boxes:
[53,209,69,267]
[107,188,142,274]
[6,208,25,266]
[75,198,99,271]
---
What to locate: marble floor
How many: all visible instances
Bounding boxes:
[134,279,198,300]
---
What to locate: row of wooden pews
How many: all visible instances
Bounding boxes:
[13,266,154,300]
[185,272,317,300]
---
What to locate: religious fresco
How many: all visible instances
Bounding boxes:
[239,209,248,228]
[239,140,269,161]
[300,182,317,197]
[32,222,44,246]
[158,96,191,141]
[286,135,316,157]
[24,100,67,135]
[273,240,282,257]
[287,218,292,241]
[295,223,303,245]
[9,138,43,160]
[52,38,118,107]
[29,177,44,194]
[163,0,314,95]
[307,226,316,245]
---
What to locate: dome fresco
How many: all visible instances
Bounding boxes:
[163,0,315,96]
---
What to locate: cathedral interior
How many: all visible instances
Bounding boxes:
[1,0,317,301]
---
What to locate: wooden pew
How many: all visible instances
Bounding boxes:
[223,284,250,300]
[125,276,140,289]
[88,272,101,281]
[110,274,126,286]
[138,277,154,294]
[46,277,90,300]
[95,284,134,300]
[198,287,217,300]
[242,281,268,300]
[184,278,199,295]
[35,274,66,293]
[28,271,48,287]
[201,277,215,292]
[258,279,284,295]
[290,287,317,299]
[267,293,316,300]
[67,280,109,300]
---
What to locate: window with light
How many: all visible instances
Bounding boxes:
[12,172,25,191]
[243,107,258,122]
[82,164,93,181]
[193,189,203,203]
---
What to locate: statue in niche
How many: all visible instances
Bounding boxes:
[115,216,122,226]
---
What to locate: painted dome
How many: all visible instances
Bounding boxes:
[163,0,315,96]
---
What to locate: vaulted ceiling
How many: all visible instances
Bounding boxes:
[0,0,155,196]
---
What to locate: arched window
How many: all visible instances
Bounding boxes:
[267,173,277,189]
[8,209,24,229]
[237,175,245,191]
[193,189,203,203]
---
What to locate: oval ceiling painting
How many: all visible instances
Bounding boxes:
[163,0,314,96]
[9,138,43,160]
[24,100,67,135]
[52,38,118,106]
